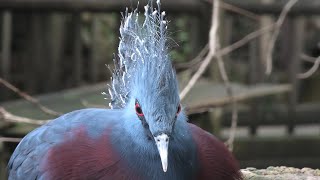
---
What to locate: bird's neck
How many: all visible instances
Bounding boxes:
[110,113,198,179]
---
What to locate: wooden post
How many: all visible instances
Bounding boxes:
[209,108,223,135]
[28,14,44,93]
[0,142,8,179]
[72,13,82,85]
[248,15,272,135]
[0,11,12,100]
[249,39,260,135]
[1,11,12,80]
[45,14,64,91]
[248,0,275,136]
[287,16,305,134]
[0,142,4,179]
[199,2,211,52]
[90,14,101,82]
[188,15,202,59]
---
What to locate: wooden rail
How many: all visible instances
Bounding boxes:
[0,0,202,13]
[224,0,320,15]
[1,0,320,15]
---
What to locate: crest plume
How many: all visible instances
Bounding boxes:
[108,0,173,109]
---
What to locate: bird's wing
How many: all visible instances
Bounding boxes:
[8,108,130,180]
[188,123,242,180]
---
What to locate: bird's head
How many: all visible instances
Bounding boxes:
[131,57,181,172]
[108,0,182,172]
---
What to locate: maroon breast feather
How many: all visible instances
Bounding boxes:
[189,123,243,180]
[40,126,140,180]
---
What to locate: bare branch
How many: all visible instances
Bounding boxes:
[219,23,276,57]
[0,77,62,116]
[265,0,299,75]
[301,53,318,63]
[179,0,220,100]
[175,44,209,71]
[298,55,320,79]
[208,0,220,55]
[220,1,261,21]
[200,0,241,147]
[0,107,50,125]
[0,136,21,142]
[205,0,261,20]
[180,22,277,99]
[215,40,238,151]
[81,100,108,109]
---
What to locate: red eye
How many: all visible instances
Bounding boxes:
[135,102,144,116]
[176,104,181,115]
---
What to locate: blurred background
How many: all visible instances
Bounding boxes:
[0,0,319,178]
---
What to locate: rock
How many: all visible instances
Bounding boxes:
[242,166,320,180]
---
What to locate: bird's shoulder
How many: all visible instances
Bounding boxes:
[188,123,242,180]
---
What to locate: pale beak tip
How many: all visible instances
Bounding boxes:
[161,160,168,172]
[163,165,168,172]
[155,133,169,173]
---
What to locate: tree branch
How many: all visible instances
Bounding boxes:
[215,40,238,151]
[0,136,21,142]
[180,0,220,100]
[180,22,277,100]
[205,0,261,20]
[265,0,299,75]
[220,1,261,21]
[0,107,50,125]
[298,55,320,79]
[0,77,62,116]
[174,44,209,71]
[301,53,318,63]
[81,100,108,109]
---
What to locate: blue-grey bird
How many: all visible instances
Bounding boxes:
[8,1,242,179]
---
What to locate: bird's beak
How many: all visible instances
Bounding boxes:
[154,133,169,172]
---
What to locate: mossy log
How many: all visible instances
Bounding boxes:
[242,166,320,180]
